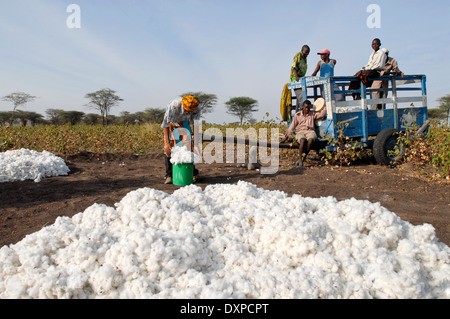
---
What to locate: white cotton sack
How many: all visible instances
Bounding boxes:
[0,181,448,299]
[170,146,201,165]
[0,149,70,183]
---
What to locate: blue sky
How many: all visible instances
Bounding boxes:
[0,0,449,124]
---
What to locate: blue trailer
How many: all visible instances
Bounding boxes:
[287,74,429,165]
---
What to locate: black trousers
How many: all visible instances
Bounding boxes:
[164,155,172,179]
[165,155,199,178]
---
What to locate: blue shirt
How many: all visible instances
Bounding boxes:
[320,60,335,77]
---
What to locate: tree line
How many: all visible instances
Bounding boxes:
[0,108,169,126]
[0,89,260,126]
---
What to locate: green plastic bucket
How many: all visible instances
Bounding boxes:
[172,163,194,186]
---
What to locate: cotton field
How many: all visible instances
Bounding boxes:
[0,149,69,183]
[0,178,448,299]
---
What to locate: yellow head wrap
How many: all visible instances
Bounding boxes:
[182,95,200,112]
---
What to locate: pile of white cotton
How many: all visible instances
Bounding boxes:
[0,149,70,183]
[0,181,448,299]
[170,146,201,165]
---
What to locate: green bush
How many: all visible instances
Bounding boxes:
[398,121,450,180]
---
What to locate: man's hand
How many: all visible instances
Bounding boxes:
[280,133,288,144]
[164,143,172,157]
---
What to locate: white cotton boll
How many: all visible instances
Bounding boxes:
[169,146,201,164]
[4,275,27,299]
[65,265,89,291]
[90,264,123,297]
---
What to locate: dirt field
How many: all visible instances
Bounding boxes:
[0,151,449,248]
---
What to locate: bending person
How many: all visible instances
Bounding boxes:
[161,95,202,184]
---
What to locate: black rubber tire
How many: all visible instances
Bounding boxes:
[373,128,405,165]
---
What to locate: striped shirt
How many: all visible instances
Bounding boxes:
[161,98,202,128]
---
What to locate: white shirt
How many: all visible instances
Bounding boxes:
[363,49,387,71]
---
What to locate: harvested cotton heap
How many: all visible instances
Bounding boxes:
[170,146,201,165]
[0,181,449,299]
[0,149,70,183]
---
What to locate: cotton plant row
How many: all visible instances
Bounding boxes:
[0,149,70,183]
[0,124,163,156]
[0,181,448,299]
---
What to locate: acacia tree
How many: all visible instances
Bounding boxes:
[45,109,84,125]
[225,96,258,125]
[14,110,44,126]
[0,112,14,126]
[437,95,450,125]
[143,108,166,123]
[83,113,102,125]
[2,92,37,113]
[85,88,123,125]
[60,111,85,125]
[46,109,63,125]
[2,92,37,126]
[180,91,218,117]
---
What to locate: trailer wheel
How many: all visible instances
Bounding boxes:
[373,128,405,165]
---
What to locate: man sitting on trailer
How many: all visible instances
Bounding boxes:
[371,48,404,109]
[348,38,387,100]
[280,99,327,167]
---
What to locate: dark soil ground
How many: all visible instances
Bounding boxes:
[1,151,449,248]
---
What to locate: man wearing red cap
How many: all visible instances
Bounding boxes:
[161,95,202,184]
[312,49,336,77]
[312,49,344,101]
